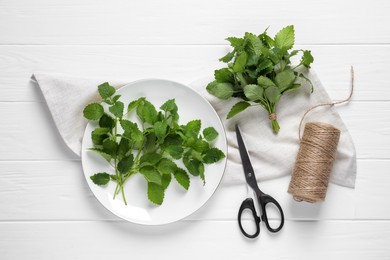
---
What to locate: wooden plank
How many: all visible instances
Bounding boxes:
[0,0,389,44]
[0,101,387,160]
[0,221,389,260]
[0,45,389,101]
[0,160,388,221]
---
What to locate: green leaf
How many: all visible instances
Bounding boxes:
[140,166,162,185]
[186,120,201,136]
[120,120,143,142]
[233,51,248,73]
[226,37,244,47]
[219,51,235,63]
[89,148,112,162]
[127,98,143,113]
[214,68,234,83]
[117,155,134,174]
[206,81,234,100]
[243,84,264,101]
[157,158,177,175]
[274,25,295,50]
[109,101,124,118]
[174,168,190,190]
[98,82,115,99]
[301,50,314,68]
[140,152,162,165]
[148,182,164,205]
[160,99,177,112]
[202,148,225,164]
[117,138,130,158]
[112,95,121,103]
[99,113,115,129]
[143,133,157,153]
[102,139,118,158]
[265,86,281,103]
[226,101,251,119]
[154,121,168,140]
[90,172,110,186]
[183,157,202,176]
[257,76,276,89]
[193,139,210,153]
[91,127,110,145]
[137,99,158,124]
[244,32,263,55]
[274,70,296,92]
[161,174,172,190]
[203,127,218,141]
[257,60,273,72]
[164,145,184,159]
[83,103,104,120]
[199,162,205,184]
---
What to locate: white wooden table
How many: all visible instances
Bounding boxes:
[1,0,390,259]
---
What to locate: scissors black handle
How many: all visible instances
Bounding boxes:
[237,198,260,238]
[237,192,284,238]
[258,192,284,233]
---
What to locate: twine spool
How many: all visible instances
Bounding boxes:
[288,122,340,203]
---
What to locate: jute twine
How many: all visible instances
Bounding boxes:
[288,66,355,203]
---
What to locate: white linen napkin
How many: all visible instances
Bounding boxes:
[31,70,357,188]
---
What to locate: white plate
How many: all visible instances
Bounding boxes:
[81,79,227,225]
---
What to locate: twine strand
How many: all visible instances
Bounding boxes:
[298,66,355,140]
[288,66,355,203]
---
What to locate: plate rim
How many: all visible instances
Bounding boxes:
[81,78,227,226]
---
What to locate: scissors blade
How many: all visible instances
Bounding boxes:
[235,124,259,191]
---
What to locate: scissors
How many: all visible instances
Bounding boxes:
[235,124,284,238]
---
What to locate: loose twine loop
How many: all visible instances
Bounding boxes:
[288,66,355,203]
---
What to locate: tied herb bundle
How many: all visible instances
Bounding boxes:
[206,25,314,133]
[83,83,225,205]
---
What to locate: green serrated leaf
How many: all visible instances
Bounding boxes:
[183,157,202,176]
[219,51,235,63]
[206,81,234,100]
[243,84,264,101]
[102,139,118,158]
[257,76,276,89]
[274,25,295,50]
[140,166,162,185]
[90,172,110,186]
[214,68,234,83]
[98,82,115,99]
[117,155,134,175]
[226,101,251,119]
[244,32,263,56]
[202,148,225,164]
[112,95,121,103]
[83,103,104,120]
[274,70,296,92]
[91,127,110,145]
[137,99,158,124]
[127,98,143,113]
[226,37,244,47]
[140,152,162,165]
[164,145,184,159]
[157,158,177,175]
[154,121,168,140]
[233,51,248,73]
[120,120,143,142]
[160,99,177,112]
[161,174,172,190]
[265,86,281,104]
[203,127,218,141]
[174,168,190,190]
[186,120,201,136]
[193,139,210,153]
[148,182,164,205]
[301,50,314,68]
[117,138,130,159]
[109,101,124,118]
[99,113,115,129]
[89,148,112,162]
